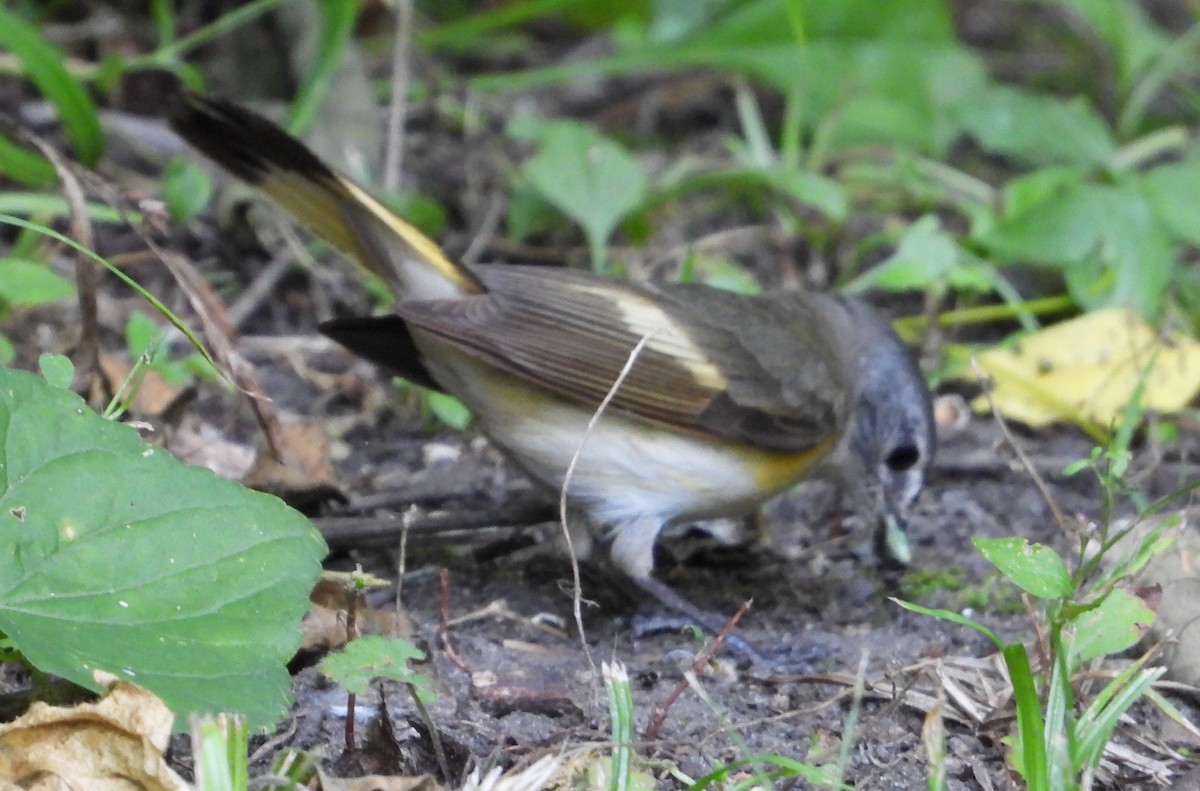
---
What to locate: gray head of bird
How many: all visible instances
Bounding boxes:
[835,297,936,566]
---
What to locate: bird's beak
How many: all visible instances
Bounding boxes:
[876,505,912,567]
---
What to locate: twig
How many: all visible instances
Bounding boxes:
[75,166,289,462]
[834,650,871,785]
[970,358,1072,534]
[342,568,362,755]
[407,683,451,780]
[143,225,286,461]
[438,568,470,674]
[19,130,102,400]
[558,329,659,691]
[643,599,752,742]
[383,0,414,192]
[225,247,300,330]
[396,507,412,616]
[461,190,505,268]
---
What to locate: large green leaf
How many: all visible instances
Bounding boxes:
[983,179,1174,315]
[522,120,648,269]
[1140,161,1200,247]
[954,85,1117,168]
[0,366,326,728]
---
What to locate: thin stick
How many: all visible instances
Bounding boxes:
[20,131,101,400]
[383,0,414,192]
[970,358,1071,534]
[438,569,470,674]
[342,569,361,755]
[396,507,412,618]
[643,600,752,742]
[558,329,659,686]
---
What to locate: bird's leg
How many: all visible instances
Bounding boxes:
[603,515,767,665]
[631,574,766,666]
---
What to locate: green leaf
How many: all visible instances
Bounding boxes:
[835,94,931,151]
[125,310,160,359]
[0,335,13,367]
[891,598,1003,649]
[381,191,447,240]
[764,168,848,221]
[162,158,213,224]
[974,537,1073,599]
[847,215,991,294]
[37,353,74,389]
[505,182,563,243]
[679,253,761,295]
[0,135,55,188]
[1140,162,1200,247]
[319,636,434,703]
[0,366,326,728]
[425,390,472,431]
[1053,0,1167,90]
[649,163,846,222]
[521,120,648,269]
[475,36,984,156]
[954,84,1116,168]
[1074,662,1164,773]
[1001,641,1049,789]
[126,312,199,387]
[0,257,75,306]
[0,192,134,223]
[1002,166,1088,218]
[0,7,103,165]
[1070,588,1154,662]
[192,714,250,791]
[983,180,1173,315]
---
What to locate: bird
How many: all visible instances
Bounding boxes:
[168,92,935,647]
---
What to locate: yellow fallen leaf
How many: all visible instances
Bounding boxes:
[969,308,1200,430]
[0,670,188,791]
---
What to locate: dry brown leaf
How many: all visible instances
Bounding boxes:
[242,415,342,505]
[301,571,412,653]
[0,670,187,791]
[98,353,188,417]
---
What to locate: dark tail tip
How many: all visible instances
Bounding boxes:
[167,90,337,186]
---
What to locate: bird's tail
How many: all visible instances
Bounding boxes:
[167,91,483,301]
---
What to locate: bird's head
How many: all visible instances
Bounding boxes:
[836,298,936,566]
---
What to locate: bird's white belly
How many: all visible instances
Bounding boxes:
[496,396,764,525]
[423,344,765,525]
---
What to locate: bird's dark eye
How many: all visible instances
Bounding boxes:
[885,444,921,472]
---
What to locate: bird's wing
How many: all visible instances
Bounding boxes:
[396,265,849,452]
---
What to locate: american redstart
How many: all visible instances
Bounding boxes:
[169,93,935,633]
